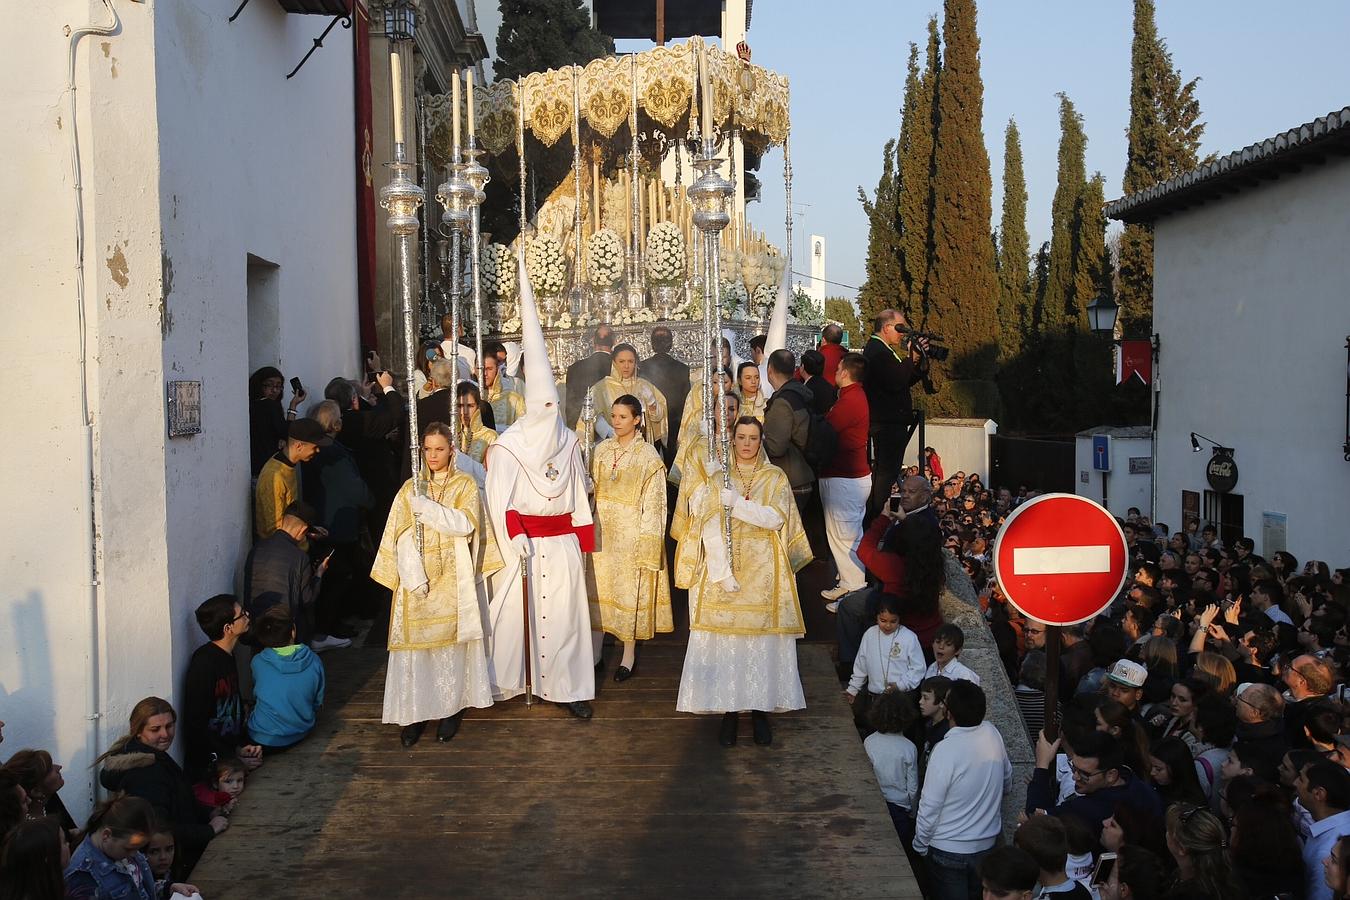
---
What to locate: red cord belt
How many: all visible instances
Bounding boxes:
[505,511,595,553]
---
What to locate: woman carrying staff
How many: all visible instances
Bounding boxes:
[577,343,668,451]
[455,382,498,466]
[671,364,735,486]
[672,390,740,544]
[373,422,501,747]
[589,394,673,682]
[676,416,811,748]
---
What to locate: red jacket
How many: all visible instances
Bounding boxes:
[822,382,869,478]
[818,342,846,386]
[856,515,944,648]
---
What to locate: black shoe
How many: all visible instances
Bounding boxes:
[752,711,773,746]
[614,663,635,683]
[400,722,426,747]
[594,656,606,673]
[719,712,740,747]
[566,701,594,720]
[436,711,464,743]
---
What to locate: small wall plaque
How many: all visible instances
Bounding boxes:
[167,380,202,437]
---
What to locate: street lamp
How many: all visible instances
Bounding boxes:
[382,0,416,42]
[1190,432,1233,454]
[1087,293,1119,338]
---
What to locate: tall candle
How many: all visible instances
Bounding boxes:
[451,68,461,155]
[465,70,475,139]
[591,159,600,232]
[390,51,405,145]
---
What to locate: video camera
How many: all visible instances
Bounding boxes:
[897,325,950,362]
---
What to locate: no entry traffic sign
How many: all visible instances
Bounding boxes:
[992,493,1128,626]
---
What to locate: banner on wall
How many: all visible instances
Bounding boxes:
[354,0,378,353]
[1117,340,1152,385]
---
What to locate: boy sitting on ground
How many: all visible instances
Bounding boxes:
[248,605,326,752]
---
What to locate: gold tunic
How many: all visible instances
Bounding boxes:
[483,380,524,431]
[577,363,669,447]
[738,391,767,422]
[458,409,497,465]
[372,470,501,651]
[588,436,673,641]
[674,458,810,636]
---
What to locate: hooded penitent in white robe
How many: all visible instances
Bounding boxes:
[484,257,596,704]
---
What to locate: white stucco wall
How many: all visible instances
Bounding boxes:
[902,418,998,484]
[1073,434,1153,521]
[1152,156,1350,564]
[2,0,357,820]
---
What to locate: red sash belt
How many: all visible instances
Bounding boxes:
[505,511,595,552]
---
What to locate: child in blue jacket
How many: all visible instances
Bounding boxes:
[248,605,326,750]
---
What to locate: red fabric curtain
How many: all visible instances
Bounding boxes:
[353,0,378,353]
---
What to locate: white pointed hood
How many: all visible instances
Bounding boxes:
[758,269,792,398]
[492,254,580,493]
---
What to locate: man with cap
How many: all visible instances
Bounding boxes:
[243,500,349,651]
[486,258,597,719]
[1103,659,1147,717]
[255,417,331,547]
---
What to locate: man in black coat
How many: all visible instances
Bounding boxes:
[639,325,691,466]
[243,502,341,650]
[800,348,837,415]
[564,324,615,426]
[325,373,403,535]
[861,308,927,523]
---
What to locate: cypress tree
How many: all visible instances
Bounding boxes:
[997,118,1029,358]
[494,0,614,82]
[926,0,999,418]
[857,138,902,327]
[897,24,940,318]
[1045,93,1087,333]
[1071,173,1107,330]
[1118,0,1206,336]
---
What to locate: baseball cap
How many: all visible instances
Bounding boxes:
[288,417,333,447]
[1106,659,1148,688]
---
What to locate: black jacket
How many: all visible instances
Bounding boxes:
[804,375,836,416]
[337,389,403,507]
[303,439,374,544]
[99,739,215,861]
[243,530,322,620]
[861,336,923,429]
[565,350,611,426]
[640,351,691,460]
[249,398,287,477]
[180,642,247,776]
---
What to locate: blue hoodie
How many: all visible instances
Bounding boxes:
[248,644,325,748]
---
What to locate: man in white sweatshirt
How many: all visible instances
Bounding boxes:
[913,679,1012,900]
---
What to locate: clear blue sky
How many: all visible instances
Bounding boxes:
[733,0,1350,300]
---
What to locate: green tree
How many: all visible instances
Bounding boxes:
[925,0,999,418]
[857,138,901,328]
[484,0,615,243]
[1044,93,1087,333]
[1118,0,1206,336]
[493,0,614,82]
[997,118,1029,357]
[824,297,863,345]
[897,21,941,316]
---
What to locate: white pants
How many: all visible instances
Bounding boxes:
[820,475,871,590]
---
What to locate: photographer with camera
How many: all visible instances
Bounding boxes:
[863,309,931,523]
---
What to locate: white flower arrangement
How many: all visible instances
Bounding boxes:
[791,286,824,326]
[751,282,776,318]
[740,249,786,294]
[645,222,686,285]
[481,243,516,300]
[720,280,748,317]
[526,234,567,296]
[612,306,659,326]
[587,229,624,290]
[501,313,522,333]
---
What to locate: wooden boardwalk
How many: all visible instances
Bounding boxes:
[191,626,918,898]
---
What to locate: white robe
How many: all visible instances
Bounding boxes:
[484,443,596,704]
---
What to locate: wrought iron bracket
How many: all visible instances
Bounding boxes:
[228,0,251,23]
[285,12,352,80]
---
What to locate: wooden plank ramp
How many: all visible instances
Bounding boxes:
[190,633,918,899]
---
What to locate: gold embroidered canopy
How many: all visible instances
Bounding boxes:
[422,37,790,168]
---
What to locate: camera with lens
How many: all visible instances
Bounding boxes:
[897,325,950,362]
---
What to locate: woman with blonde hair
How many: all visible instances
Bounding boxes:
[1163,804,1245,899]
[373,421,500,747]
[1192,651,1236,697]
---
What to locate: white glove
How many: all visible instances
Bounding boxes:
[511,534,532,559]
[410,494,438,519]
[706,455,723,475]
[720,488,738,509]
[717,574,741,593]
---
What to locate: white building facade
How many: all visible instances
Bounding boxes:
[1107,107,1350,564]
[3,0,359,816]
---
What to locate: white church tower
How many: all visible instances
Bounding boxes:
[808,234,827,303]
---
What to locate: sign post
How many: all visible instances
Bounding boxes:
[992,493,1128,740]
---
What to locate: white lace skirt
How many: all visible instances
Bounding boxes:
[382,641,494,725]
[676,631,806,714]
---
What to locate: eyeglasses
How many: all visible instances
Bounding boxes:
[231,610,251,624]
[1070,763,1104,781]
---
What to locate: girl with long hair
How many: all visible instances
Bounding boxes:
[1163,804,1246,900]
[455,382,497,465]
[63,797,158,900]
[1224,775,1304,898]
[1146,737,1207,807]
